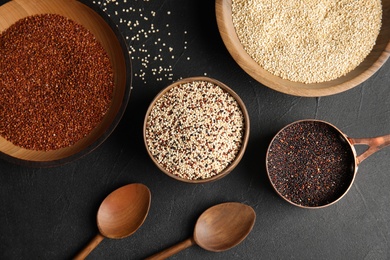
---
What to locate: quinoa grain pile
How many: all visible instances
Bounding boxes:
[145,81,245,180]
[232,0,382,83]
[267,121,354,207]
[0,14,114,151]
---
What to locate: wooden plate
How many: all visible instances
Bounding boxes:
[216,0,390,97]
[0,0,132,167]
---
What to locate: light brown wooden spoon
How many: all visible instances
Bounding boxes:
[74,183,151,259]
[145,202,256,259]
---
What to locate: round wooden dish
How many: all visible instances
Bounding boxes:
[0,0,132,167]
[216,0,390,97]
[143,77,250,183]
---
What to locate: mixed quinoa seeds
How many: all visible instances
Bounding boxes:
[0,14,114,151]
[267,121,354,207]
[232,0,382,83]
[145,81,245,180]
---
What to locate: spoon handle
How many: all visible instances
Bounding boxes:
[74,233,104,260]
[145,237,195,260]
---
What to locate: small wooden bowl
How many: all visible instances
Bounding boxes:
[0,0,132,167]
[143,77,250,183]
[216,0,390,97]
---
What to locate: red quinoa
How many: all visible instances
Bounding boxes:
[0,14,114,151]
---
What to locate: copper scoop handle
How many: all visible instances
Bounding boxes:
[348,134,390,164]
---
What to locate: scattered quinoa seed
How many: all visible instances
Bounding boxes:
[93,0,191,84]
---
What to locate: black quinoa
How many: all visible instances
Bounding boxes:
[267,121,355,207]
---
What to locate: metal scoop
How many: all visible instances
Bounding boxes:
[266,119,390,209]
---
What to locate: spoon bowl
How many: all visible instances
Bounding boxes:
[146,202,255,259]
[194,202,256,252]
[74,183,151,259]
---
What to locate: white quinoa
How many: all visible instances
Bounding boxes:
[145,81,245,180]
[232,0,382,83]
[93,0,190,84]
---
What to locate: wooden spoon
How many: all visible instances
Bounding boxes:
[74,183,151,259]
[145,202,256,259]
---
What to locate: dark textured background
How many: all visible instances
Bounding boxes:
[0,0,389,259]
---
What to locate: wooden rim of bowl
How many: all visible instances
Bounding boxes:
[0,0,132,167]
[143,76,250,183]
[216,0,390,97]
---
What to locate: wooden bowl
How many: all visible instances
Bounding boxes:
[0,0,131,167]
[143,77,250,183]
[216,0,390,97]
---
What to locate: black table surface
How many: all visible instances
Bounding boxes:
[1,0,390,259]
